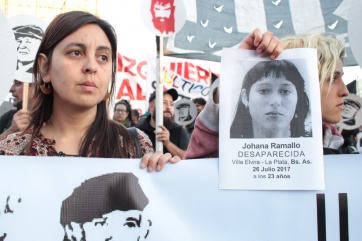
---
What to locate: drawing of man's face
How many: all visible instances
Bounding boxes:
[178,105,190,119]
[65,210,151,241]
[16,36,41,63]
[12,25,44,73]
[61,173,151,241]
[343,105,358,119]
[342,100,360,119]
[0,196,23,241]
[150,0,175,34]
[154,3,171,21]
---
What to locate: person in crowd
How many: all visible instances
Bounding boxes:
[61,173,151,241]
[282,34,354,154]
[0,80,32,140]
[186,97,206,136]
[113,99,133,127]
[136,88,189,157]
[230,60,310,138]
[131,109,140,125]
[0,11,179,172]
[193,97,206,114]
[340,128,359,154]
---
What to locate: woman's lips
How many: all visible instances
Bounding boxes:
[266,111,283,116]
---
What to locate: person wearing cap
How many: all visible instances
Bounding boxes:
[60,173,151,241]
[13,25,44,74]
[136,88,190,157]
[342,99,361,126]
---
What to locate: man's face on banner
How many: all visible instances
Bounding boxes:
[16,36,41,63]
[178,106,190,119]
[153,3,171,21]
[65,210,151,241]
[342,103,359,119]
[0,196,23,241]
[151,0,175,34]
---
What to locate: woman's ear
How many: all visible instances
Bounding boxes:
[38,53,50,83]
[241,89,248,108]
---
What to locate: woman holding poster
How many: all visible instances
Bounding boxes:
[230,60,310,139]
[184,30,355,158]
[0,11,179,171]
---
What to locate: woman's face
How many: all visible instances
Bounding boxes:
[40,24,112,110]
[320,59,349,123]
[113,103,129,123]
[242,76,298,136]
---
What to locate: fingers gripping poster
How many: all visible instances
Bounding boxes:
[219,48,324,190]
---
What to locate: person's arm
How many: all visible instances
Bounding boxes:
[0,110,30,140]
[136,128,154,155]
[155,125,187,157]
[164,141,186,158]
[136,128,181,172]
[184,86,220,159]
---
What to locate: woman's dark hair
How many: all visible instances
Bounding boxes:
[230,60,310,138]
[114,100,133,126]
[28,11,137,157]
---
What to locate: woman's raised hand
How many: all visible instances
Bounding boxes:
[238,28,283,60]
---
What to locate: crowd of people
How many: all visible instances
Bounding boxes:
[1,6,362,241]
[0,10,360,166]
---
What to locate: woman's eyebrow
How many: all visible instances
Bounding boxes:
[63,42,111,52]
[97,46,112,53]
[64,42,86,50]
[334,71,344,77]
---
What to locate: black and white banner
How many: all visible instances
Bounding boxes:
[0,154,361,240]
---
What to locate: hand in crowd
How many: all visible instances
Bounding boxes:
[9,109,30,133]
[140,151,181,172]
[238,28,283,60]
[155,125,170,146]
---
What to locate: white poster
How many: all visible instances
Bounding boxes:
[0,9,17,103]
[0,155,362,240]
[219,48,324,190]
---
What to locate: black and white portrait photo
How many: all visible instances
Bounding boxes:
[8,14,47,83]
[338,94,362,130]
[219,48,323,190]
[13,25,44,74]
[230,59,311,139]
[174,98,197,126]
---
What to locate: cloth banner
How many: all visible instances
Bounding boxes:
[146,55,214,100]
[165,0,357,66]
[0,154,361,240]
